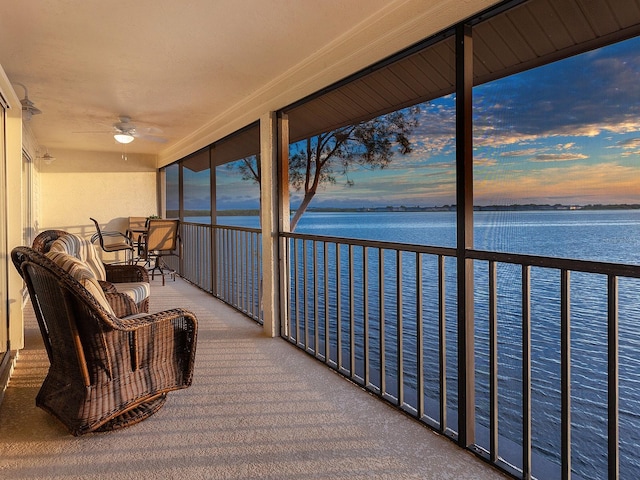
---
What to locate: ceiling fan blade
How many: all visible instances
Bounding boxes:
[72,130,113,134]
[74,116,166,142]
[133,132,168,143]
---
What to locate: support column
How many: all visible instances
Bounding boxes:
[260,112,280,337]
[278,113,291,338]
[456,22,475,447]
[157,168,166,218]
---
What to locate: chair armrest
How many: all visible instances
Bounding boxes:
[31,229,68,253]
[91,229,132,245]
[117,308,197,331]
[116,309,198,383]
[99,280,118,293]
[105,264,149,283]
[105,292,139,318]
[87,308,196,388]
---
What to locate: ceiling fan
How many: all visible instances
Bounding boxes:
[75,116,167,144]
[112,116,166,144]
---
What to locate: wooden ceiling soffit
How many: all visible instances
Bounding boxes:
[182,148,210,173]
[212,123,260,167]
[182,123,260,171]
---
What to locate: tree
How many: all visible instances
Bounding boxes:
[234,106,421,230]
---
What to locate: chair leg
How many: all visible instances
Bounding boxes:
[149,256,161,282]
[148,256,175,286]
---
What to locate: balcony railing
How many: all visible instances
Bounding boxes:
[177,223,640,480]
[173,222,263,323]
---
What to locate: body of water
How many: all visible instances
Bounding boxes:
[206,208,640,264]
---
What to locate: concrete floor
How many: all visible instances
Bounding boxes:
[0,276,506,479]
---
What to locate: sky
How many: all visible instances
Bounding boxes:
[210,35,640,211]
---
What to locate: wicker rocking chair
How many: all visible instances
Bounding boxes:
[11,246,198,436]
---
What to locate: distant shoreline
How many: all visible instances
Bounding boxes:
[178,204,640,217]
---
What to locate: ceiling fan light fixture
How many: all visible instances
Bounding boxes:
[114,133,134,144]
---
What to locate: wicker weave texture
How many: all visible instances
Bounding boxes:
[32,230,149,314]
[12,246,198,436]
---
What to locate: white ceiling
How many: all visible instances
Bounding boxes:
[0,0,498,163]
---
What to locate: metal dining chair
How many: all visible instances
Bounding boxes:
[90,217,134,264]
[143,219,181,285]
[126,216,149,262]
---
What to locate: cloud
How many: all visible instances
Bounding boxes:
[472,36,640,143]
[617,137,640,149]
[474,157,497,166]
[473,130,541,148]
[426,161,454,170]
[499,148,539,157]
[531,153,589,162]
[311,160,456,207]
[407,136,455,158]
[409,36,640,157]
[557,143,575,150]
[474,162,639,204]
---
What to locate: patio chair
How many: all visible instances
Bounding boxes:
[143,219,181,285]
[11,245,198,436]
[126,216,149,261]
[32,230,150,315]
[90,217,134,264]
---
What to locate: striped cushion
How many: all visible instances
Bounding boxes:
[46,251,115,316]
[113,282,150,306]
[49,234,107,281]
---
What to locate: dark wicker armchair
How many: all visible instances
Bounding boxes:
[12,246,198,436]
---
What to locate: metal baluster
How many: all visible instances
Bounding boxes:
[608,275,619,480]
[489,261,498,463]
[336,244,342,370]
[303,239,309,350]
[364,246,370,388]
[313,240,319,357]
[522,265,532,480]
[416,252,424,418]
[561,269,571,480]
[324,242,330,362]
[349,244,355,378]
[294,239,300,344]
[380,248,386,396]
[439,255,447,432]
[397,249,403,406]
